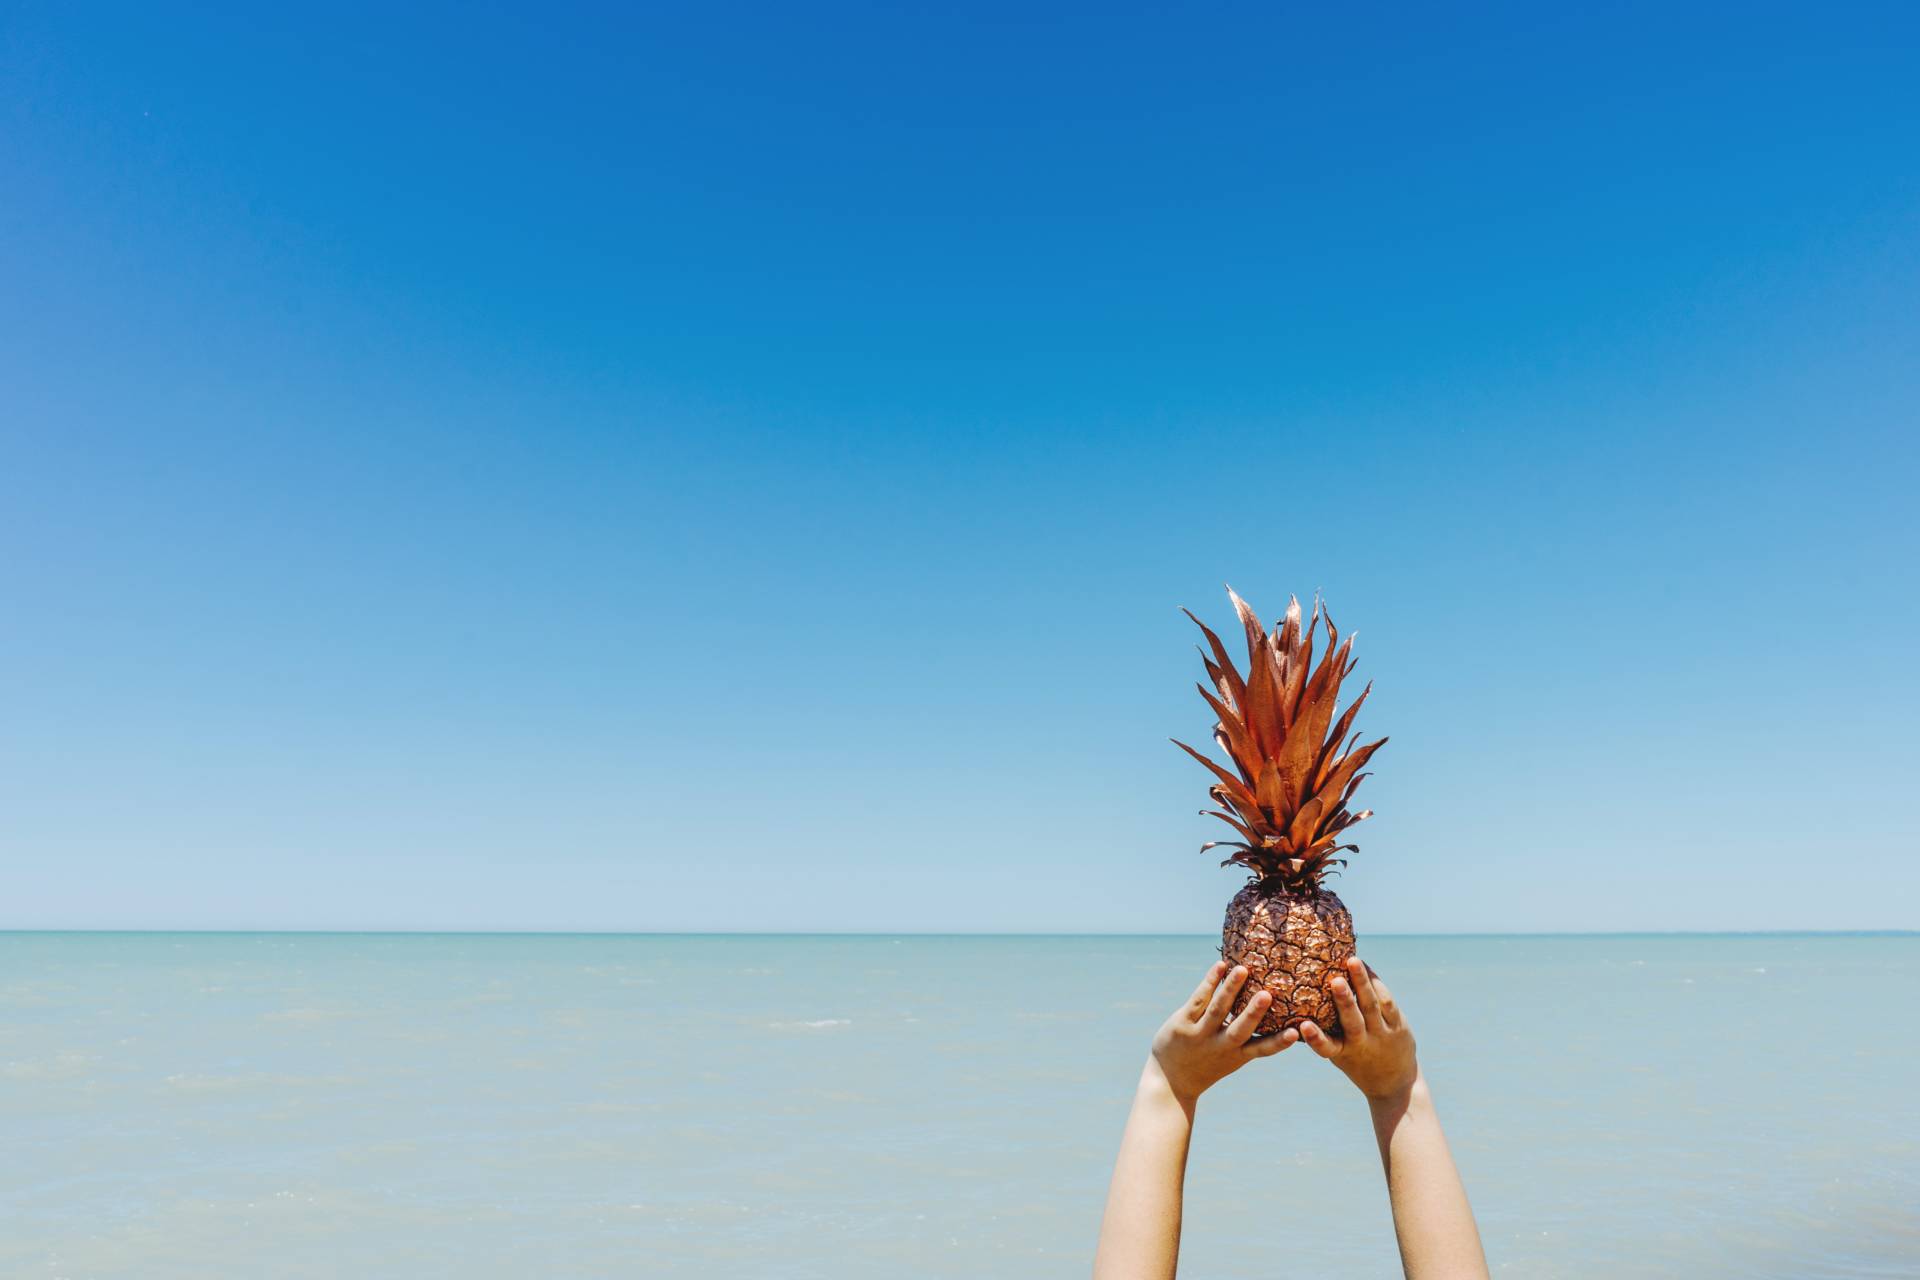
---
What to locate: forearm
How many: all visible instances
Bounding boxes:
[1369,1072,1489,1280]
[1093,1059,1197,1280]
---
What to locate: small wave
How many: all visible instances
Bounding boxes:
[164,1071,357,1091]
[769,1018,851,1030]
[262,1007,362,1025]
[2,1049,97,1080]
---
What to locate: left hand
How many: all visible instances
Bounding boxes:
[1148,961,1299,1108]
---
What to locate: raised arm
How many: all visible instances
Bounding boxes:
[1299,956,1490,1280]
[1093,962,1295,1280]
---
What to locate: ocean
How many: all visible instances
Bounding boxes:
[2,932,1913,1278]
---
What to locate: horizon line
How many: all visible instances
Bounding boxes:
[2,928,1914,939]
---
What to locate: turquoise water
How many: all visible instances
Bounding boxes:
[2,933,1914,1278]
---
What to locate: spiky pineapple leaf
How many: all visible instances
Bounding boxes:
[1174,588,1386,888]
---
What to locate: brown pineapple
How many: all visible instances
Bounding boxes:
[1174,588,1386,1036]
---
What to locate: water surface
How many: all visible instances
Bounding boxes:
[2,932,1913,1277]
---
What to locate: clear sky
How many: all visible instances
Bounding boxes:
[3,2,1916,932]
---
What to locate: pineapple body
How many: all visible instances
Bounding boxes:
[1221,882,1354,1037]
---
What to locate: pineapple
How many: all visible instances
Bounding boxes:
[1173,588,1387,1037]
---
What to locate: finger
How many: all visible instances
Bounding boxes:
[1202,965,1249,1026]
[1331,975,1366,1039]
[1345,956,1387,1033]
[1368,972,1403,1030]
[1224,987,1272,1044]
[1298,1019,1339,1060]
[1244,1026,1299,1059]
[1183,961,1229,1022]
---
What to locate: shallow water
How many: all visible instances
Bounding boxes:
[2,932,1914,1277]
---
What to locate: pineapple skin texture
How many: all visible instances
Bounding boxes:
[1221,883,1355,1037]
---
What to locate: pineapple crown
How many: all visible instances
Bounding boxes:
[1172,586,1387,890]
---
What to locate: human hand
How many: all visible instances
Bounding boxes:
[1299,956,1419,1104]
[1147,961,1299,1110]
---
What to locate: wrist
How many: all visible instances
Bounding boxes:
[1363,1065,1427,1113]
[1140,1055,1201,1118]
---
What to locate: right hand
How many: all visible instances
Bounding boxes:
[1299,955,1418,1103]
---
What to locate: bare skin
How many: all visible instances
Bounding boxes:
[1092,962,1295,1280]
[1302,956,1490,1280]
[1093,956,1489,1280]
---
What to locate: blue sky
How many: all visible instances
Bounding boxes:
[2,2,1915,931]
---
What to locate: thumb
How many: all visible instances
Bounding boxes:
[1298,1020,1340,1060]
